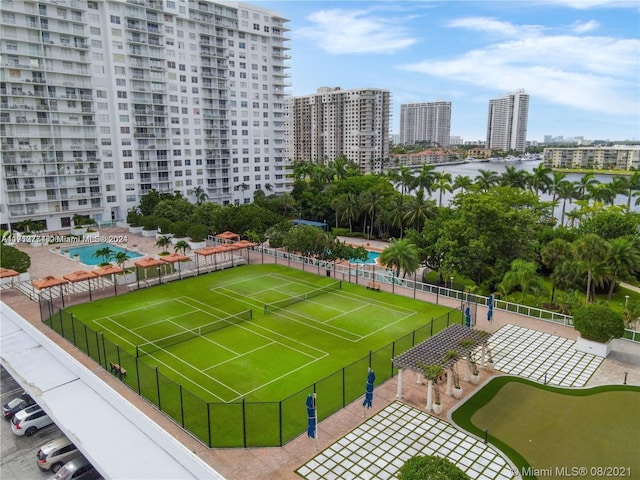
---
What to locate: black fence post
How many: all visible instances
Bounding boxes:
[70,314,77,345]
[430,317,434,336]
[179,385,184,427]
[391,341,395,377]
[342,367,346,407]
[242,397,247,448]
[116,345,121,370]
[101,333,107,369]
[155,366,161,410]
[279,401,283,447]
[95,331,101,366]
[60,311,65,339]
[83,324,89,355]
[135,357,141,394]
[368,350,372,369]
[207,403,212,447]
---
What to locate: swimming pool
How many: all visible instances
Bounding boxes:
[349,250,380,264]
[62,243,143,265]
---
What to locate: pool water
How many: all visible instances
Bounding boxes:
[62,243,143,265]
[350,250,380,264]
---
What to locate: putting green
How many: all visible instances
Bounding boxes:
[453,377,640,479]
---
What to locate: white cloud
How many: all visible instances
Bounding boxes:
[400,20,640,117]
[447,17,543,37]
[538,0,638,9]
[572,19,600,33]
[296,8,417,54]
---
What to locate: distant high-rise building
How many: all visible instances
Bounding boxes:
[287,87,391,174]
[399,102,451,147]
[486,90,529,152]
[1,0,290,231]
[449,136,463,146]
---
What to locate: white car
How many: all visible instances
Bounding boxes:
[10,404,53,436]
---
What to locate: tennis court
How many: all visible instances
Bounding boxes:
[56,264,458,446]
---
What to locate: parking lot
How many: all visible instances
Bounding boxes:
[0,366,62,480]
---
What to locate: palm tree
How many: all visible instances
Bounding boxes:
[573,172,597,199]
[404,190,436,231]
[500,166,528,189]
[586,183,615,204]
[528,164,551,196]
[498,259,544,302]
[624,172,640,210]
[432,171,453,207]
[452,175,473,194]
[264,183,273,195]
[555,180,578,226]
[540,239,572,302]
[155,235,171,254]
[415,164,436,196]
[112,251,131,271]
[93,246,114,265]
[192,185,208,205]
[474,169,499,191]
[359,189,383,237]
[174,240,191,255]
[292,161,314,181]
[565,209,583,228]
[605,237,640,300]
[379,238,420,278]
[332,156,349,181]
[574,234,610,303]
[387,195,407,238]
[390,166,416,196]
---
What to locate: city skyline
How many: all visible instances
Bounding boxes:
[256,0,640,142]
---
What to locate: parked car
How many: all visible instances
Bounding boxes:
[36,435,82,473]
[2,392,35,420]
[53,456,101,480]
[10,404,53,436]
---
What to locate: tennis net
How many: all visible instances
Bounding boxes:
[263,280,341,314]
[136,309,253,357]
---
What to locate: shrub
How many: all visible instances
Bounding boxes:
[187,224,208,242]
[170,221,190,238]
[141,216,159,231]
[573,304,625,343]
[0,244,31,273]
[398,455,470,480]
[156,217,172,235]
[126,209,142,227]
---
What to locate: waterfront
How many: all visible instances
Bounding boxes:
[429,160,639,212]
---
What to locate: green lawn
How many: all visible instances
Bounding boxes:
[452,377,640,479]
[55,264,458,446]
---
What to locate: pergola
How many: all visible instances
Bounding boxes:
[194,241,255,273]
[32,276,69,313]
[93,264,124,296]
[159,252,190,280]
[393,324,491,411]
[63,270,98,301]
[215,231,241,243]
[0,267,20,288]
[134,257,165,287]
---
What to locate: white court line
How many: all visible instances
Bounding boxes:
[106,311,244,400]
[133,309,200,332]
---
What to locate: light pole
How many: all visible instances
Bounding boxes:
[625,295,630,307]
[450,276,454,290]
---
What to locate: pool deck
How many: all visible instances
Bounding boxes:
[1,227,639,480]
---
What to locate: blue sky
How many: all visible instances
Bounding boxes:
[254,0,640,142]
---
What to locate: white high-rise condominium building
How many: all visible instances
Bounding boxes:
[287,87,391,174]
[486,89,529,153]
[0,0,290,232]
[399,101,451,147]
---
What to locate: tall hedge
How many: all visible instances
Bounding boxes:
[572,304,625,343]
[397,455,470,480]
[0,244,31,273]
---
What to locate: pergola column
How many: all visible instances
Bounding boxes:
[481,344,487,368]
[416,373,424,385]
[464,355,472,382]
[425,381,433,412]
[445,367,453,396]
[396,368,404,398]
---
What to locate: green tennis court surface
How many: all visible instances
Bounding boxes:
[66,264,452,403]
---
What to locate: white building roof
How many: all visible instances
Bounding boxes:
[0,303,225,480]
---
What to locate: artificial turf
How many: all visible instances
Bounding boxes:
[56,263,458,446]
[451,376,640,479]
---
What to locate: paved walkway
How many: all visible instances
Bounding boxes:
[1,227,639,480]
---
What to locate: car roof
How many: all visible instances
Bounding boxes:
[14,404,43,418]
[62,455,90,470]
[39,435,72,452]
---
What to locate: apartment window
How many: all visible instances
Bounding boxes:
[110,15,120,24]
[117,91,127,99]
[124,173,134,180]
[88,1,98,9]
[123,161,133,168]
